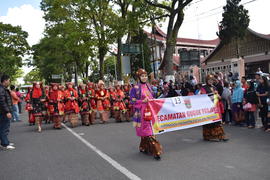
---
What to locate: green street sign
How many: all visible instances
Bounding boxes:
[121,44,141,54]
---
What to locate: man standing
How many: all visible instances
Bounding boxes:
[10,85,20,122]
[0,74,15,150]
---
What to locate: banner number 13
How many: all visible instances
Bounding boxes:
[173,97,181,105]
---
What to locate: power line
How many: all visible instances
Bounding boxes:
[189,0,206,6]
[184,0,259,23]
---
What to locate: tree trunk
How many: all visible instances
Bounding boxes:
[85,61,89,78]
[117,37,122,80]
[99,47,106,80]
[162,9,184,81]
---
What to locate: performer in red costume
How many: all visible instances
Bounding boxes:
[123,84,131,122]
[87,82,97,124]
[64,82,79,128]
[59,85,67,123]
[30,82,46,132]
[109,86,116,118]
[96,80,111,123]
[48,83,65,129]
[44,85,50,124]
[25,87,35,126]
[112,84,126,122]
[78,84,91,126]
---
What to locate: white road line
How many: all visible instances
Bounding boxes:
[62,123,141,180]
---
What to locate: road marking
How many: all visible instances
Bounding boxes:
[224,165,235,169]
[62,123,141,180]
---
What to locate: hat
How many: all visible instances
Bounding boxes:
[50,83,59,87]
[79,83,86,87]
[98,80,105,87]
[136,68,147,78]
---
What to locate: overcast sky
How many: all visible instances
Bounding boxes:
[0,0,269,82]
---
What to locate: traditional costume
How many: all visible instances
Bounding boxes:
[44,85,51,124]
[48,83,65,129]
[112,84,126,122]
[202,75,229,142]
[87,82,97,124]
[25,87,35,126]
[123,84,131,121]
[109,86,116,119]
[78,84,91,126]
[30,82,46,132]
[64,82,79,128]
[95,80,111,123]
[130,69,163,160]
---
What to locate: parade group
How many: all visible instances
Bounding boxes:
[20,68,238,160]
[6,69,270,160]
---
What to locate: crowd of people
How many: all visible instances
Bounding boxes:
[158,71,270,132]
[1,68,269,159]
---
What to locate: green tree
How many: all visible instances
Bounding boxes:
[104,56,117,81]
[32,36,73,83]
[23,68,43,84]
[112,0,166,80]
[130,30,152,79]
[144,0,193,80]
[81,0,118,79]
[0,22,30,79]
[218,0,250,44]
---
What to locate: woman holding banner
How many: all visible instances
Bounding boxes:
[202,75,229,142]
[130,68,163,160]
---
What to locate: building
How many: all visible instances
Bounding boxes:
[144,26,219,81]
[202,28,270,80]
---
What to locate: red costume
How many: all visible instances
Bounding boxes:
[25,87,35,125]
[64,82,79,127]
[30,82,46,132]
[95,80,110,123]
[123,84,131,121]
[78,84,91,126]
[48,83,65,129]
[112,85,126,122]
[87,82,97,124]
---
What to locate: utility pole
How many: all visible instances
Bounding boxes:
[151,15,157,79]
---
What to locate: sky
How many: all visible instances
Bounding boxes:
[0,0,269,83]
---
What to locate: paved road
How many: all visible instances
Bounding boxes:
[1,110,270,180]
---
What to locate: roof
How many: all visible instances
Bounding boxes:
[144,26,219,46]
[202,28,270,64]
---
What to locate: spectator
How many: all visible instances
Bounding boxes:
[194,83,203,95]
[243,81,258,128]
[241,76,248,93]
[213,75,223,96]
[16,88,22,114]
[256,76,270,131]
[10,85,20,122]
[0,74,15,150]
[190,76,197,86]
[167,84,178,98]
[221,82,232,124]
[254,73,261,90]
[256,67,263,75]
[232,80,244,126]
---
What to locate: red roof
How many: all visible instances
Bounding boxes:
[176,37,219,46]
[144,26,219,46]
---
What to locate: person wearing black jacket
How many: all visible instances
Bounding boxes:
[0,74,15,150]
[244,81,258,128]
